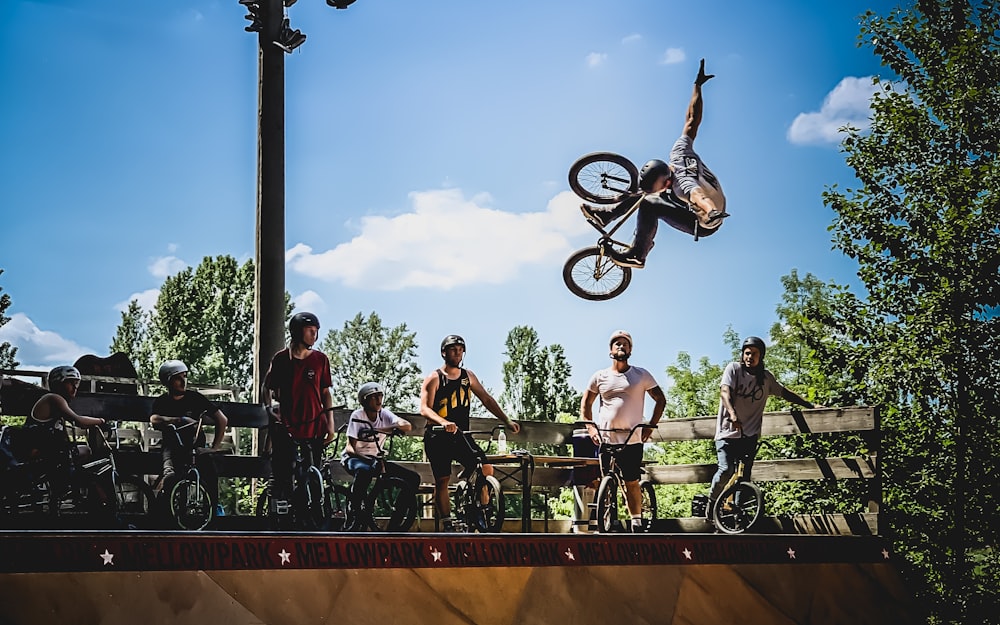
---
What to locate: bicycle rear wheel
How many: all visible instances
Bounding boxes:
[638,479,657,532]
[569,152,639,204]
[563,246,632,301]
[169,477,213,531]
[116,475,153,522]
[595,474,620,533]
[712,481,763,534]
[367,476,418,532]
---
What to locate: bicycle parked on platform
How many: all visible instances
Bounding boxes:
[432,425,505,533]
[710,445,763,534]
[324,420,419,532]
[577,420,658,533]
[162,413,223,531]
[256,424,329,531]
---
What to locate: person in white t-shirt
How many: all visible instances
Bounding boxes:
[341,382,420,528]
[580,330,666,531]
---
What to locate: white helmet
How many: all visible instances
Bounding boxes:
[48,365,82,388]
[158,360,189,386]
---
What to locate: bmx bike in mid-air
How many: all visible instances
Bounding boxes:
[563,152,705,301]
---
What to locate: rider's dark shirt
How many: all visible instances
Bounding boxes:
[427,368,471,434]
[152,391,215,448]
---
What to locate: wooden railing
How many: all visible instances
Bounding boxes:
[1,373,879,534]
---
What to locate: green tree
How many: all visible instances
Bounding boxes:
[320,312,422,412]
[500,326,577,421]
[0,269,18,369]
[813,3,1000,621]
[109,256,259,393]
[109,300,155,382]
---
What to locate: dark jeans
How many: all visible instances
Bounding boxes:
[709,435,759,501]
[269,423,324,501]
[590,192,717,260]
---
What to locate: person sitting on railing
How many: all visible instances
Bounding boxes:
[25,365,105,494]
[341,382,420,529]
[149,360,228,491]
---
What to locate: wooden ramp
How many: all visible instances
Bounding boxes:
[0,532,920,624]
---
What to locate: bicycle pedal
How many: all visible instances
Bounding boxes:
[274,499,291,515]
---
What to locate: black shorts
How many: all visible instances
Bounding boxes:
[423,431,487,479]
[600,442,644,482]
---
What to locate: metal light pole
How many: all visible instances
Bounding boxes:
[241,0,357,403]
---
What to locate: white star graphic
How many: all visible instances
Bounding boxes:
[430,548,442,562]
[882,549,890,560]
[682,548,692,560]
[99,549,114,566]
[279,549,291,565]
[786,547,796,560]
[564,549,575,561]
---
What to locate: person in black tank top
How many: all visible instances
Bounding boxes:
[419,335,521,531]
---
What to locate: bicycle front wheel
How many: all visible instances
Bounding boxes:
[295,467,328,530]
[472,474,504,533]
[595,475,620,533]
[564,246,632,301]
[712,481,763,534]
[169,478,213,531]
[639,479,657,532]
[367,476,418,532]
[569,152,639,204]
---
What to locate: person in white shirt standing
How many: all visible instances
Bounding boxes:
[580,330,666,531]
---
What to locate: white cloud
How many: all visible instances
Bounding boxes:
[622,34,642,45]
[292,290,326,315]
[114,289,160,313]
[586,52,607,68]
[287,188,590,290]
[788,76,879,145]
[148,255,187,279]
[0,313,94,369]
[659,48,685,65]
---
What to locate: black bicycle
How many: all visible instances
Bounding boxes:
[326,419,419,532]
[432,425,505,533]
[577,420,657,533]
[256,430,328,531]
[163,415,220,531]
[564,152,701,301]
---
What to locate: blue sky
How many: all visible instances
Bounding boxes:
[0,0,904,394]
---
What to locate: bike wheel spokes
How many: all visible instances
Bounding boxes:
[639,479,657,532]
[563,246,632,301]
[712,482,763,534]
[472,475,504,533]
[569,153,639,204]
[169,479,212,531]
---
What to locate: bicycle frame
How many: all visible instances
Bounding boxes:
[578,421,657,533]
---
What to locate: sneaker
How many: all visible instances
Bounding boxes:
[611,252,644,269]
[702,209,730,229]
[580,204,609,228]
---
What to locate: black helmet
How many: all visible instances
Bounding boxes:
[638,159,671,192]
[741,336,766,360]
[440,334,466,354]
[289,312,320,341]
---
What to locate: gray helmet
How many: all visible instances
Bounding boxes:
[49,365,82,388]
[357,382,384,406]
[158,360,189,386]
[440,334,466,354]
[741,336,766,360]
[638,159,671,192]
[289,311,320,341]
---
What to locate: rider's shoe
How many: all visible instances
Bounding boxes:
[610,251,644,268]
[580,204,610,228]
[702,209,730,229]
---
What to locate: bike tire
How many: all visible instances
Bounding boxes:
[569,152,639,204]
[473,474,504,533]
[595,474,619,533]
[295,467,328,531]
[367,476,418,532]
[712,481,763,534]
[639,479,657,532]
[563,246,632,301]
[169,478,213,531]
[326,484,350,531]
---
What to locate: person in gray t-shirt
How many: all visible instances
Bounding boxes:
[580,59,729,269]
[708,337,824,507]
